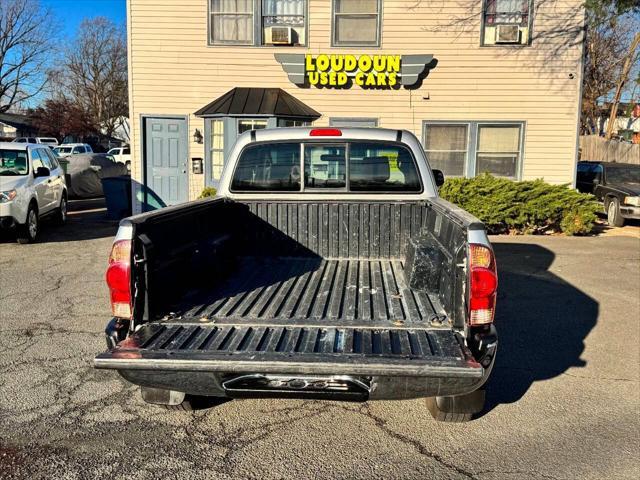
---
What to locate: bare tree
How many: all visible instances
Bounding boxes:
[54,17,128,140]
[0,0,55,113]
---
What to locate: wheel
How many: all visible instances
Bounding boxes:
[16,206,39,244]
[54,194,68,225]
[606,197,625,227]
[140,387,225,411]
[425,389,486,423]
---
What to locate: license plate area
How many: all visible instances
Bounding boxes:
[222,374,371,401]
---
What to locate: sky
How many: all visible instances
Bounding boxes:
[40,0,126,37]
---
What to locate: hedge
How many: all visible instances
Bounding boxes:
[439,174,600,235]
[199,187,217,198]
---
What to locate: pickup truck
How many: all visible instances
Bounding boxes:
[94,127,498,422]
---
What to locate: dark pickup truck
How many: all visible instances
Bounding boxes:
[95,127,498,422]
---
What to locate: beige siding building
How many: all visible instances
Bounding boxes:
[127,0,585,212]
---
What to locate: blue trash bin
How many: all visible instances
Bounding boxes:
[101,176,132,220]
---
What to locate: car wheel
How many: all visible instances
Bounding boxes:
[425,388,486,423]
[606,197,625,227]
[54,195,68,225]
[17,206,39,244]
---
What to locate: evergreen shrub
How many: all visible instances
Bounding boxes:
[439,174,599,235]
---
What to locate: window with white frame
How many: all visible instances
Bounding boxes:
[476,124,522,179]
[423,121,524,180]
[482,0,532,46]
[423,124,469,177]
[332,0,381,47]
[210,119,225,181]
[210,0,307,46]
[238,118,268,135]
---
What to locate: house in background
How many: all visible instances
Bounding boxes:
[125,0,586,212]
[0,112,38,141]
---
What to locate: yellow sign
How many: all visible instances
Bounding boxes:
[305,54,400,87]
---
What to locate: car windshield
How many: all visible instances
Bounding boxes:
[107,149,118,155]
[607,165,640,184]
[0,150,29,176]
[55,147,72,154]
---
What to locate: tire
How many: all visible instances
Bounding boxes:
[54,194,68,225]
[16,205,39,244]
[425,389,486,423]
[606,197,625,227]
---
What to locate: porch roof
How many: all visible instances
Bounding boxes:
[194,87,321,120]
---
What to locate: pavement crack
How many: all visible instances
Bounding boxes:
[343,403,478,479]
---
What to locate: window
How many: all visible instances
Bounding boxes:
[38,149,54,169]
[482,0,532,46]
[0,150,29,175]
[305,144,346,189]
[123,147,130,155]
[349,142,421,192]
[423,121,524,180]
[45,149,59,169]
[231,142,301,191]
[329,118,378,128]
[30,149,45,171]
[210,0,254,45]
[277,119,311,127]
[72,146,85,154]
[423,124,469,177]
[238,119,268,135]
[210,119,225,181]
[332,0,381,46]
[476,124,522,179]
[231,141,424,193]
[210,0,307,46]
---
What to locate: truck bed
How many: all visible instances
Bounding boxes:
[172,257,442,327]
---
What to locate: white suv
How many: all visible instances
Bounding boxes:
[0,142,67,243]
[53,143,93,158]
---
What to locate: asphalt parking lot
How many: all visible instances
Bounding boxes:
[0,200,638,480]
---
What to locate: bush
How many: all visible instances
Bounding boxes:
[439,174,599,235]
[199,187,217,198]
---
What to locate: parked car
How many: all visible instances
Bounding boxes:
[107,146,131,171]
[576,161,640,227]
[0,142,67,243]
[53,143,93,158]
[13,137,59,147]
[65,153,128,198]
[94,127,498,422]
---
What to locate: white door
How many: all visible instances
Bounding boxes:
[29,149,55,213]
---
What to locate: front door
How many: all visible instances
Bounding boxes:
[144,117,188,207]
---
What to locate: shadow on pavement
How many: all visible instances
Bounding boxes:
[481,242,599,415]
[0,197,118,245]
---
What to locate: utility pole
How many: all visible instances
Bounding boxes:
[605,32,640,140]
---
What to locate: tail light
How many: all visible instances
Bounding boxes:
[469,244,497,325]
[309,128,342,137]
[106,239,132,319]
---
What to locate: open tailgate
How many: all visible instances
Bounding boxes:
[95,322,483,379]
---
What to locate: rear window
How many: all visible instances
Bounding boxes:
[231,141,422,193]
[231,142,301,191]
[349,143,421,192]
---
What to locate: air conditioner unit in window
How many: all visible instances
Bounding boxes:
[265,26,293,45]
[495,24,520,44]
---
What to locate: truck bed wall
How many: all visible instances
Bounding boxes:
[131,198,471,327]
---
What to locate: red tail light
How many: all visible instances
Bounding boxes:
[309,128,342,137]
[469,244,497,325]
[106,239,132,319]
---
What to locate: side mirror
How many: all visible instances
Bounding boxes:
[35,166,50,178]
[432,169,445,187]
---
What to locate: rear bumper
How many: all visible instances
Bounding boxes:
[96,320,497,400]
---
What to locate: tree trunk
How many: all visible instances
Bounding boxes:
[605,32,640,140]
